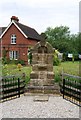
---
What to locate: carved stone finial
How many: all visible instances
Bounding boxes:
[40,33,47,46]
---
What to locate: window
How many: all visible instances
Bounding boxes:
[11,34,16,44]
[9,51,18,60]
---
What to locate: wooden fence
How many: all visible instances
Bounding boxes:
[0,75,25,102]
[60,73,81,107]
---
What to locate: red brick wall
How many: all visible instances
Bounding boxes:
[1,24,38,64]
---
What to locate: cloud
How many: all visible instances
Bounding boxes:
[0,0,80,34]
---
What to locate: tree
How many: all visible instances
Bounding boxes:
[44,26,79,56]
[45,26,70,52]
[78,33,81,54]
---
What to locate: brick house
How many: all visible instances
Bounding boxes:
[0,16,41,64]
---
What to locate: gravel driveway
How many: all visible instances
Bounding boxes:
[0,95,79,118]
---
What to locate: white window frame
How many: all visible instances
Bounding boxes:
[9,51,18,60]
[11,34,16,44]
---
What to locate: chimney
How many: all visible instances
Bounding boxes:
[11,16,19,22]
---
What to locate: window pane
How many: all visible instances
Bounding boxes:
[16,51,18,59]
[13,51,14,59]
[9,51,12,60]
[9,51,18,60]
[11,34,16,44]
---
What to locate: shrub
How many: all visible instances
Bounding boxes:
[28,52,32,64]
[2,57,7,64]
[62,53,68,61]
[54,74,61,83]
[21,73,30,85]
[74,54,79,61]
[25,76,30,84]
[2,57,10,64]
[16,60,25,65]
[53,49,61,66]
[17,64,22,71]
[53,57,61,66]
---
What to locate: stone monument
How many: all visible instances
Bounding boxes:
[27,34,60,94]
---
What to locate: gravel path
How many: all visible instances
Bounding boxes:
[0,95,79,118]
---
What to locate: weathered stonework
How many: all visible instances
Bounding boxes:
[26,34,60,94]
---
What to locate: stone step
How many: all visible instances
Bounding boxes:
[24,92,61,96]
[25,84,60,94]
[26,85,59,90]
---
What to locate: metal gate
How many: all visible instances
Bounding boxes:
[60,73,81,107]
[0,75,25,102]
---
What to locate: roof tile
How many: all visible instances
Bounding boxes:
[15,22,41,41]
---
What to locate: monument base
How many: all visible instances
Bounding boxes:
[25,83,60,94]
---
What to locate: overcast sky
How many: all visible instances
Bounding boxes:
[0,0,80,34]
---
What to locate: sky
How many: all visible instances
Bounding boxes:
[0,0,80,34]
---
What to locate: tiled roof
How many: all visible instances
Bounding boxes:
[15,22,41,41]
[0,27,6,36]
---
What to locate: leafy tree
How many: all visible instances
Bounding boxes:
[44,26,79,58]
[78,33,81,54]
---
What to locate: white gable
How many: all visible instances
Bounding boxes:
[0,21,28,39]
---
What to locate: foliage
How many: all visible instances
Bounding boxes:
[53,57,60,66]
[2,62,79,85]
[25,76,30,84]
[28,50,32,64]
[62,53,67,61]
[2,64,32,77]
[16,59,25,65]
[79,33,81,54]
[29,52,32,64]
[17,64,22,71]
[2,64,9,76]
[3,49,8,58]
[54,61,79,76]
[44,26,80,59]
[2,49,9,64]
[2,48,25,65]
[2,57,7,64]
[3,59,25,65]
[53,49,61,66]
[54,74,61,83]
[0,59,2,76]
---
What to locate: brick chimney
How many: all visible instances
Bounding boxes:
[11,16,19,22]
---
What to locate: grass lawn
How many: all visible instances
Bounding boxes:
[2,64,31,76]
[1,61,79,83]
[54,61,79,75]
[54,61,79,82]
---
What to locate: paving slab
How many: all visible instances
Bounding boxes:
[33,95,49,101]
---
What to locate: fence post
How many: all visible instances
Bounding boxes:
[18,78,20,97]
[63,79,65,99]
[80,82,81,103]
[62,67,64,81]
[2,78,4,100]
